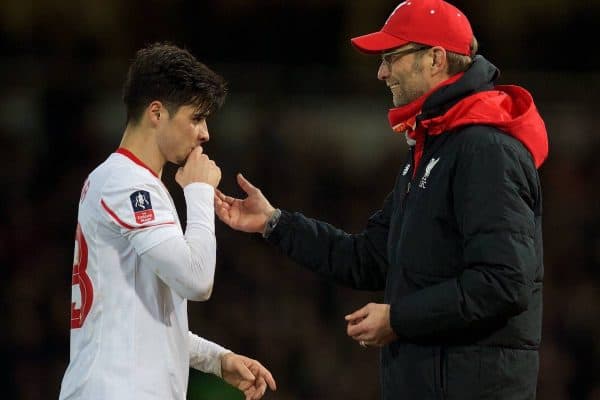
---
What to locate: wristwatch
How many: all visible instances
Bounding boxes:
[262,208,282,238]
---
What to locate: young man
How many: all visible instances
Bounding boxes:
[59,43,276,400]
[215,0,548,399]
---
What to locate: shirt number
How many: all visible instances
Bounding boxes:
[71,224,94,329]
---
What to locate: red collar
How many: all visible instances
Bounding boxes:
[387,74,464,177]
[388,73,465,135]
[115,148,159,178]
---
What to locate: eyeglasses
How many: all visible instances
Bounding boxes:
[380,45,431,68]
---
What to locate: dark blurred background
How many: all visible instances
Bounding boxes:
[1,0,599,399]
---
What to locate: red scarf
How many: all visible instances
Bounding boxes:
[388,73,464,176]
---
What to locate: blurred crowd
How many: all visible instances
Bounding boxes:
[1,1,599,399]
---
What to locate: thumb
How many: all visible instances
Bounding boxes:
[237,173,258,195]
[345,304,370,321]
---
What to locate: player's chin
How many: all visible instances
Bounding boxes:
[171,157,184,166]
[174,152,189,166]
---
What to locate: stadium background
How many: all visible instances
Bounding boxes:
[1,1,599,399]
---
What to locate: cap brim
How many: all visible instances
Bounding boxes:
[350,31,410,54]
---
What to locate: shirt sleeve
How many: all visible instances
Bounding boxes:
[265,192,393,290]
[138,183,217,301]
[101,171,218,301]
[188,331,231,377]
[100,172,180,254]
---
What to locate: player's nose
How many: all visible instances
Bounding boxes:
[197,119,209,144]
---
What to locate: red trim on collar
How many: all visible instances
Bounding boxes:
[115,148,158,178]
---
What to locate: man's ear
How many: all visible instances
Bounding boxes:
[147,101,164,126]
[430,47,447,75]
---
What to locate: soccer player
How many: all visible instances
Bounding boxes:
[59,43,276,400]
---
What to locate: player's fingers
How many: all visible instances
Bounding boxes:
[257,376,267,391]
[255,366,276,391]
[237,173,258,194]
[192,146,204,156]
[237,364,256,383]
[251,377,266,399]
[244,387,258,400]
[264,370,276,391]
[186,147,203,164]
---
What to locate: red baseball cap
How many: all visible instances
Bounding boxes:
[351,0,473,56]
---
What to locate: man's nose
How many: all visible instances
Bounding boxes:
[377,61,390,81]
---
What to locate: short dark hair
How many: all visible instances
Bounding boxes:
[122,42,227,125]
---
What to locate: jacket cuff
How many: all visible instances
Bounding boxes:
[265,209,293,245]
[389,302,404,338]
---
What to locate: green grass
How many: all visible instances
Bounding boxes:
[187,369,244,400]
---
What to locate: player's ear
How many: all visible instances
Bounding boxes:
[147,101,164,126]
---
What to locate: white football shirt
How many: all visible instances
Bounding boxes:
[59,148,228,400]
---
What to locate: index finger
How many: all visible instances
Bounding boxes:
[193,145,204,155]
[267,376,276,391]
[261,369,276,391]
[251,363,276,391]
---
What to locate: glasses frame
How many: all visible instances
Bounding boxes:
[380,45,431,68]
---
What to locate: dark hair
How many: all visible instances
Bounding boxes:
[122,42,227,125]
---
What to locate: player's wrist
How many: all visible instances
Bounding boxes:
[220,351,236,370]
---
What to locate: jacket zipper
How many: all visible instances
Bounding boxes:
[401,147,415,213]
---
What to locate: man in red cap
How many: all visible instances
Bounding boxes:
[216,1,548,398]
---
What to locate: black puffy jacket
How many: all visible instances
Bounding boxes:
[267,56,548,399]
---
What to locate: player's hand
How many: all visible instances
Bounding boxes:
[221,353,277,400]
[345,303,398,347]
[175,146,221,188]
[214,173,276,233]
